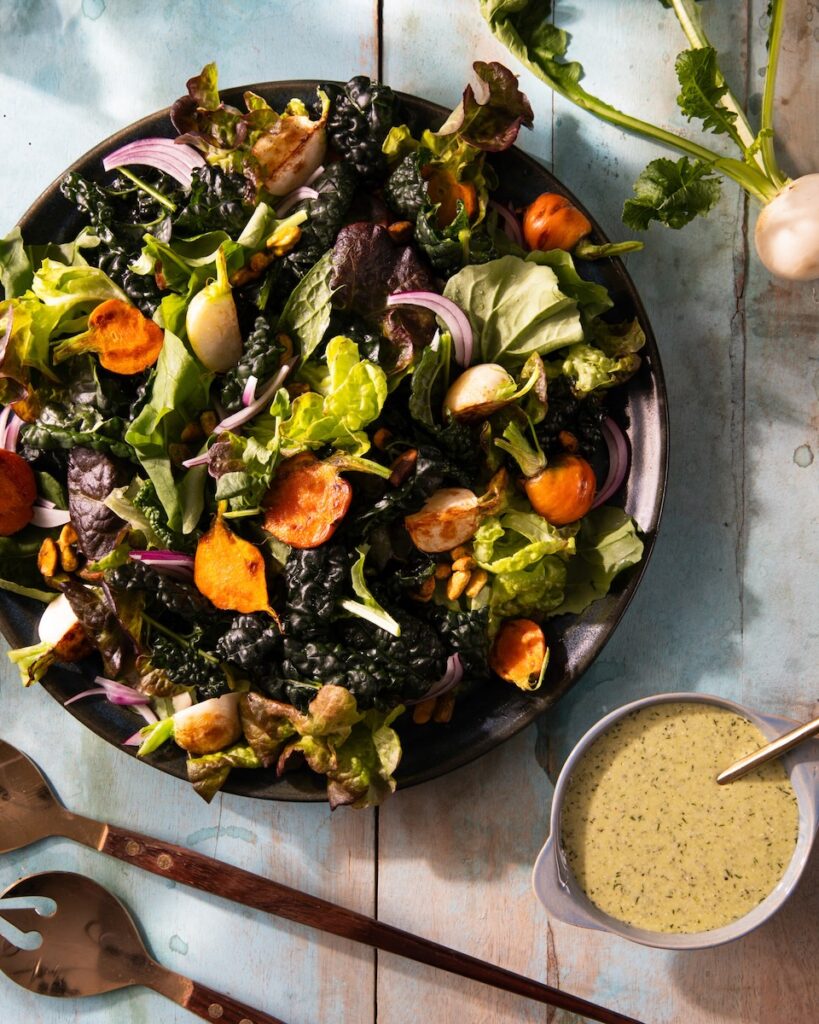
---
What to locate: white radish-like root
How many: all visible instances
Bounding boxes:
[38,593,90,661]
[173,693,242,755]
[754,174,819,281]
[443,363,516,421]
[405,488,481,553]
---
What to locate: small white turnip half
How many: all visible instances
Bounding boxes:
[173,693,242,756]
[754,174,819,281]
[443,363,517,421]
[186,247,243,372]
[38,593,90,662]
[405,488,481,553]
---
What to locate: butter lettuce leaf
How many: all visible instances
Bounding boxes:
[474,510,575,574]
[443,254,582,364]
[488,557,568,631]
[186,743,262,803]
[552,506,644,615]
[559,342,641,395]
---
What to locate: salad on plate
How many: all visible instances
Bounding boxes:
[0,62,646,808]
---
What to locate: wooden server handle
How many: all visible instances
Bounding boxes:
[101,823,643,1024]
[182,978,286,1024]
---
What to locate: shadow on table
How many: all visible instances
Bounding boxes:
[670,846,819,1021]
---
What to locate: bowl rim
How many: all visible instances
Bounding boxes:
[537,690,819,950]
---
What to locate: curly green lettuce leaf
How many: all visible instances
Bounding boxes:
[622,157,722,230]
[474,510,575,574]
[31,259,126,315]
[0,297,60,401]
[488,557,568,632]
[208,432,281,512]
[559,342,641,395]
[0,227,35,299]
[281,336,387,454]
[186,743,262,803]
[124,330,212,532]
[552,506,644,615]
[324,707,403,810]
[443,254,582,365]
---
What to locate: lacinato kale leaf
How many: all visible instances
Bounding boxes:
[285,162,357,280]
[384,151,428,221]
[172,165,251,236]
[322,77,400,181]
[149,633,230,701]
[218,315,284,412]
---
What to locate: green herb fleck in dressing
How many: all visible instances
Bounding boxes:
[560,702,799,933]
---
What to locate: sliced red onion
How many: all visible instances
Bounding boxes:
[3,412,22,453]
[129,550,194,576]
[386,291,473,367]
[215,359,295,433]
[66,675,149,707]
[275,186,319,217]
[242,374,259,407]
[123,730,145,746]
[489,200,523,247]
[0,406,10,448]
[407,654,464,705]
[35,497,56,510]
[181,450,212,469]
[103,138,205,189]
[30,506,72,528]
[305,164,325,186]
[592,417,630,508]
[134,704,159,725]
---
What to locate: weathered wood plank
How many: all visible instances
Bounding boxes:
[379,2,816,1022]
[0,4,379,1023]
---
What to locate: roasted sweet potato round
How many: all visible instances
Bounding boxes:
[489,618,548,690]
[262,453,352,549]
[524,454,596,526]
[0,449,37,536]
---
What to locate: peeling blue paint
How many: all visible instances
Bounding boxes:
[793,444,814,468]
[169,934,189,956]
[186,825,257,846]
[82,0,106,19]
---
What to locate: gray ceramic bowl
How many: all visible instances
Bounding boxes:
[533,692,819,949]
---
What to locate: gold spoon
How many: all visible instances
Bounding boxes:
[717,713,819,784]
[0,870,284,1023]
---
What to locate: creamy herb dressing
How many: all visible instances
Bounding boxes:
[560,702,799,933]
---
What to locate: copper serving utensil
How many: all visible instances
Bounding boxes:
[0,738,644,1024]
[717,712,819,783]
[0,870,283,1022]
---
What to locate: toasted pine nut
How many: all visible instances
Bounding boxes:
[559,430,579,452]
[452,555,476,573]
[433,693,456,724]
[266,223,302,256]
[413,699,436,725]
[181,421,204,443]
[451,544,472,561]
[199,411,218,436]
[446,570,470,600]
[434,562,452,579]
[57,524,79,572]
[389,449,418,487]
[465,569,489,598]
[373,428,393,450]
[37,538,60,579]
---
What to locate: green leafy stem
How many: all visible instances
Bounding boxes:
[482,0,789,227]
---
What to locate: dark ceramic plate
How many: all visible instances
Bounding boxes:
[0,81,668,801]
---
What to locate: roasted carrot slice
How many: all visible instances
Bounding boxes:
[262,453,352,549]
[489,618,548,691]
[53,298,164,375]
[424,166,478,228]
[0,449,37,536]
[524,454,596,526]
[194,510,276,617]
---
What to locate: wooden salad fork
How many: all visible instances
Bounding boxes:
[0,870,284,1022]
[0,738,644,1024]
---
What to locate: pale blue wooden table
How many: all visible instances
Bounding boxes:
[1,2,816,1022]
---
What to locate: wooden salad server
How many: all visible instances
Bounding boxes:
[0,738,644,1024]
[0,870,286,1023]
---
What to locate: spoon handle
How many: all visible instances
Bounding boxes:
[182,979,285,1024]
[717,714,819,783]
[96,824,644,1024]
